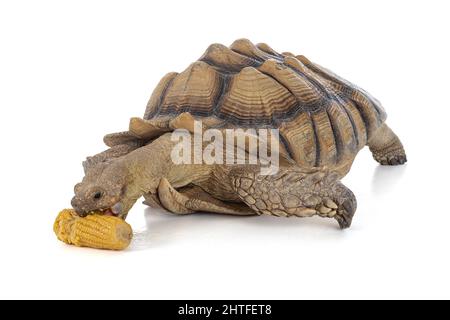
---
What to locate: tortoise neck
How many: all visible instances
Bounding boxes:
[123,133,177,195]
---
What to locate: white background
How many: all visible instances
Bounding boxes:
[1,0,449,299]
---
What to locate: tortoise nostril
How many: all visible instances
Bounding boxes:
[71,197,78,208]
[93,192,103,200]
[71,198,86,216]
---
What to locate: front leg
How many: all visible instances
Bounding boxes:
[229,166,357,229]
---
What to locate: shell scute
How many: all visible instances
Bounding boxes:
[141,39,387,168]
[219,66,297,123]
[311,111,338,166]
[279,112,317,167]
[200,43,260,71]
[230,38,275,62]
[256,43,283,58]
[258,58,324,106]
[159,61,222,116]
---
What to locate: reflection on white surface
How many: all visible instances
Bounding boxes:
[371,163,408,194]
[130,162,411,251]
[129,204,348,251]
[130,158,413,251]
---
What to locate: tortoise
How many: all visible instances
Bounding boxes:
[71,39,407,229]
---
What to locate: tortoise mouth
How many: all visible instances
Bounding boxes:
[86,202,125,219]
[102,208,120,217]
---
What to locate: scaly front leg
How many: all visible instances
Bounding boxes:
[229,166,357,228]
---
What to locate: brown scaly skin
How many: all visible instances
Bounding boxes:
[228,166,356,228]
[73,119,406,228]
[73,133,359,228]
[72,160,136,219]
[72,133,177,219]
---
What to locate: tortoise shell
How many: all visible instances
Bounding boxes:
[124,39,386,168]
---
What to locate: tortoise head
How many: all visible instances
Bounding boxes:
[71,159,138,219]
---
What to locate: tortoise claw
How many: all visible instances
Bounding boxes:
[378,154,407,166]
[335,196,357,229]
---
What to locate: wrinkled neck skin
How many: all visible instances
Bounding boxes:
[119,134,176,214]
[72,132,214,218]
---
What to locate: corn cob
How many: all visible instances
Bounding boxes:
[54,209,132,250]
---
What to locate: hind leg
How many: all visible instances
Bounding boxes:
[368,123,407,165]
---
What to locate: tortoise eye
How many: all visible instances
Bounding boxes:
[93,192,103,200]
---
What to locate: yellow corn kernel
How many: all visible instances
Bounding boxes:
[54,209,132,250]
